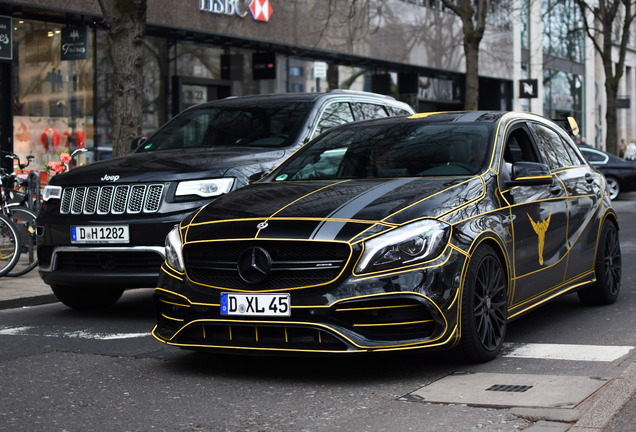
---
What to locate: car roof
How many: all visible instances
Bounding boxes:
[194,90,408,109]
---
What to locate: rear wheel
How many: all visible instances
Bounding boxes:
[458,245,508,363]
[578,220,621,305]
[606,177,620,200]
[51,284,125,309]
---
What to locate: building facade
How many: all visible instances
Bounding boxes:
[0,0,625,174]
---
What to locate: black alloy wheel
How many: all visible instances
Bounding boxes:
[458,244,508,363]
[578,220,621,305]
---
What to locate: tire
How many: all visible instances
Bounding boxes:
[51,284,125,310]
[5,207,38,277]
[458,244,508,363]
[606,177,620,200]
[0,214,21,277]
[578,220,621,305]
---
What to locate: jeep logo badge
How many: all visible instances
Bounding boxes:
[101,174,120,182]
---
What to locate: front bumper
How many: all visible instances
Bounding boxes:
[38,245,165,288]
[152,245,465,354]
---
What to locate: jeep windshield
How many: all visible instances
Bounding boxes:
[137,101,314,152]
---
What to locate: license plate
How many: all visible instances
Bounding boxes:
[71,225,130,244]
[220,293,291,317]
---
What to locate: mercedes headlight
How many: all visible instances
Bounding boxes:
[165,225,185,272]
[355,219,450,273]
[175,178,234,198]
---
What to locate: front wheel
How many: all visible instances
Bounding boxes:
[577,220,621,305]
[457,245,508,363]
[51,284,125,309]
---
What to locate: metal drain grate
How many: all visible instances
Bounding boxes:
[486,384,533,393]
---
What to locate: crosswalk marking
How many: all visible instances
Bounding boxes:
[0,325,150,340]
[503,343,634,362]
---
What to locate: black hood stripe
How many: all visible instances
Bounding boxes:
[309,178,416,240]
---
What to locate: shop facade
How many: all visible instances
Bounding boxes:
[1,0,519,174]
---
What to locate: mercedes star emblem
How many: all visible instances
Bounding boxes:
[237,246,272,284]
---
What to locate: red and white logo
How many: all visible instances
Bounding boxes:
[249,0,273,22]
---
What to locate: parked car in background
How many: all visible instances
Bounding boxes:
[36,91,414,309]
[153,111,620,362]
[579,146,636,200]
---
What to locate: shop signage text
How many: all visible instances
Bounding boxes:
[519,79,538,98]
[0,16,12,61]
[61,25,89,61]
[200,0,273,22]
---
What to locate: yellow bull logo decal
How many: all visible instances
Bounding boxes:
[527,210,552,265]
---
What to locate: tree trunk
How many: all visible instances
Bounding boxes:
[99,0,147,157]
[605,80,619,156]
[463,39,480,110]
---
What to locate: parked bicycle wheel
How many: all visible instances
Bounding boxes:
[0,213,21,277]
[5,206,38,276]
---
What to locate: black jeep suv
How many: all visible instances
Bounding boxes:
[36,91,414,309]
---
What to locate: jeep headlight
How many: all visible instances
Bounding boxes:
[175,178,234,198]
[42,185,62,201]
[165,226,185,272]
[356,219,450,273]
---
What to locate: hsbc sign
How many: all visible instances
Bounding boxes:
[199,0,273,22]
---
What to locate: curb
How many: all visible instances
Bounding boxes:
[0,293,58,310]
[568,361,636,431]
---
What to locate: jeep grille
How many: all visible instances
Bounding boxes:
[60,184,164,215]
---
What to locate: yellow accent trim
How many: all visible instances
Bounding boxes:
[508,276,594,318]
[335,304,420,312]
[161,313,184,322]
[353,319,434,328]
[159,298,190,308]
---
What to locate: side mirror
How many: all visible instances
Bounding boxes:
[248,171,267,183]
[131,137,147,152]
[506,161,552,187]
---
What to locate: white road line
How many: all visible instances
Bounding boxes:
[0,326,150,340]
[504,343,634,362]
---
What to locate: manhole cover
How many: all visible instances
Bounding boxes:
[401,372,609,408]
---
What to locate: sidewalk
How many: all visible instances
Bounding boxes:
[0,268,57,309]
[0,270,633,431]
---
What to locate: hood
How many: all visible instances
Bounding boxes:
[185,177,484,243]
[49,147,288,185]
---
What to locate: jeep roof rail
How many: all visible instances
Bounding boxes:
[327,89,396,100]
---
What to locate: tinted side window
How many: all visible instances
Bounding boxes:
[313,102,355,139]
[529,122,574,170]
[561,137,587,165]
[386,106,413,116]
[352,102,389,119]
[581,149,607,163]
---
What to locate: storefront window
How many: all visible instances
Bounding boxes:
[543,68,583,127]
[11,20,93,173]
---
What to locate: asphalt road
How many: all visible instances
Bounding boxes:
[1,197,635,431]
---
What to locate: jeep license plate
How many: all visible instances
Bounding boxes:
[220,293,291,317]
[71,225,130,244]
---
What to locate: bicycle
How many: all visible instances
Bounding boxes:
[0,213,22,277]
[1,154,39,276]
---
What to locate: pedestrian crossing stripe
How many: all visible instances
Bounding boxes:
[503,343,634,362]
